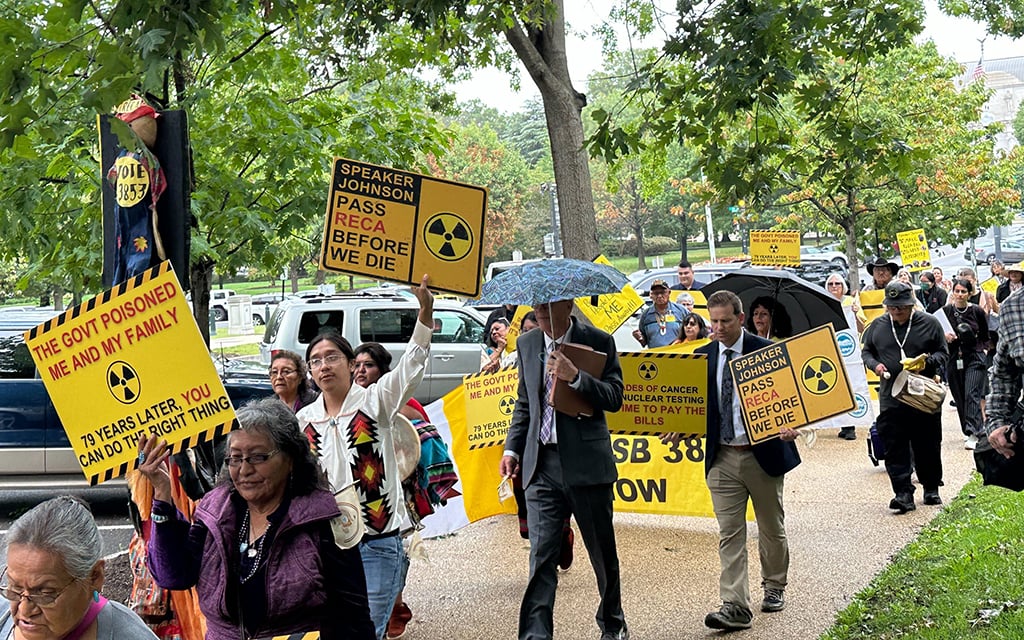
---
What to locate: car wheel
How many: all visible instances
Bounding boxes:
[213,306,228,322]
[252,313,265,326]
[987,254,997,265]
[830,257,847,269]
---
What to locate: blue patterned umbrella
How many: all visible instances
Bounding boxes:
[472,258,629,306]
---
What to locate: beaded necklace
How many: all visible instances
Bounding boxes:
[238,509,272,583]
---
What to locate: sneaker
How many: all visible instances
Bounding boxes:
[558,526,575,572]
[704,602,753,630]
[964,435,978,450]
[761,587,785,612]
[888,493,916,514]
[923,489,942,505]
[385,601,413,639]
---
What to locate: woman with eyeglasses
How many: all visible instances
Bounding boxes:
[681,312,710,343]
[269,350,318,413]
[296,275,434,640]
[0,496,159,640]
[825,273,867,333]
[136,398,374,640]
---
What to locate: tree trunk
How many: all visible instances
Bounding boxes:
[191,258,214,347]
[636,224,647,270]
[842,218,861,293]
[503,0,599,260]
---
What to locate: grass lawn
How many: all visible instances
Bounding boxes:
[823,475,1024,639]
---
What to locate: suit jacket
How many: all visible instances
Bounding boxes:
[504,322,624,488]
[698,332,801,478]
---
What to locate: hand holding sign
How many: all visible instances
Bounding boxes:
[136,434,173,502]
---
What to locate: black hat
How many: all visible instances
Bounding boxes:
[866,257,900,277]
[884,281,915,307]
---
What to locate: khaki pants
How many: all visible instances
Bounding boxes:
[706,446,789,608]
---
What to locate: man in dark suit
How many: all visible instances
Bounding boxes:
[693,290,801,630]
[500,299,628,640]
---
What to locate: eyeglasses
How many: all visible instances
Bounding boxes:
[827,282,843,287]
[0,569,77,608]
[225,450,280,467]
[308,354,345,370]
[268,368,296,378]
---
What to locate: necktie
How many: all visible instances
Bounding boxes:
[720,348,736,442]
[539,342,555,444]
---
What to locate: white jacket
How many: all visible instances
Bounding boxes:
[297,320,431,535]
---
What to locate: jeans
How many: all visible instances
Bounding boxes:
[359,535,406,639]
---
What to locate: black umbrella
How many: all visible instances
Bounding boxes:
[700,268,848,334]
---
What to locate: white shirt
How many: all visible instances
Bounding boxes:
[718,332,750,446]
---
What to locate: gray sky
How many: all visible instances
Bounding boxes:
[453,0,1021,111]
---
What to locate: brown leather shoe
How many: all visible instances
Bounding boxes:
[386,601,413,639]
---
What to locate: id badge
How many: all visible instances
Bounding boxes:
[956,359,964,370]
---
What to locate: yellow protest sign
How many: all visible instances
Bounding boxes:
[669,289,709,321]
[267,634,319,640]
[574,255,643,334]
[319,157,488,297]
[456,373,518,522]
[463,366,519,450]
[730,325,855,443]
[858,289,886,327]
[23,262,236,485]
[447,378,721,520]
[504,305,533,354]
[749,230,800,267]
[980,277,999,295]
[611,352,708,434]
[896,229,932,272]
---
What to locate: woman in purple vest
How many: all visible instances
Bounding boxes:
[137,397,374,639]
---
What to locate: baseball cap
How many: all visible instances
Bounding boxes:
[884,281,915,307]
[650,279,670,290]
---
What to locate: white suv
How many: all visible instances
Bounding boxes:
[258,292,487,404]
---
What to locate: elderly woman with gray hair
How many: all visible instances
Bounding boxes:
[0,496,158,640]
[137,397,375,640]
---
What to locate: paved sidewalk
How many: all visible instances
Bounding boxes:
[401,405,976,639]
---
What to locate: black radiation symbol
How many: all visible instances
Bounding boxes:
[107,361,141,404]
[638,361,659,380]
[423,212,473,262]
[498,395,516,415]
[769,243,779,253]
[801,357,838,395]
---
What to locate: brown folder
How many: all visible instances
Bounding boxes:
[550,342,608,417]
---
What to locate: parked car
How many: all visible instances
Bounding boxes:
[259,291,487,404]
[0,309,272,489]
[251,293,286,326]
[964,239,1024,264]
[628,262,751,295]
[800,245,848,268]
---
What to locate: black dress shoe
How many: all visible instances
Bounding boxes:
[838,427,856,440]
[600,625,629,640]
[923,490,942,505]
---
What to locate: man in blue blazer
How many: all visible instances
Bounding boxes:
[695,290,801,631]
[500,299,628,640]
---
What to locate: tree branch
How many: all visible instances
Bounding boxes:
[228,26,284,64]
